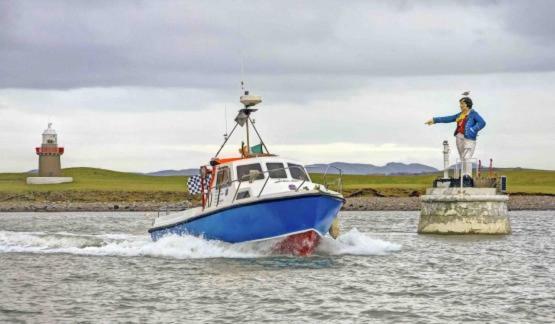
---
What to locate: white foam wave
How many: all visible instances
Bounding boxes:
[317,228,402,255]
[0,228,400,259]
[0,231,264,259]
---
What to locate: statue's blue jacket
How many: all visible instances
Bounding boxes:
[433,109,486,140]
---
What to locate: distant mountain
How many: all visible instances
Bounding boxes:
[145,169,198,176]
[380,162,438,175]
[146,162,438,176]
[307,162,378,175]
[305,162,438,175]
[449,162,478,169]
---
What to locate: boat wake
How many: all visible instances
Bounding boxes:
[317,228,402,255]
[0,228,400,259]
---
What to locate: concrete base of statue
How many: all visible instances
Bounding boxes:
[418,187,511,234]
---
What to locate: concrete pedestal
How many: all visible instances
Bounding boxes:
[26,177,74,185]
[419,187,511,234]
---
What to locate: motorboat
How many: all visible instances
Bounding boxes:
[148,91,344,256]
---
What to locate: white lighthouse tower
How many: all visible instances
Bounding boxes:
[27,123,73,185]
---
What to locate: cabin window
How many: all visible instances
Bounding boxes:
[266,163,287,179]
[237,164,264,182]
[215,166,231,188]
[288,163,309,181]
[236,190,251,200]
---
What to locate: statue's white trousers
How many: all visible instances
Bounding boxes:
[456,133,476,176]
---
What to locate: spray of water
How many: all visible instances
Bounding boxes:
[0,229,400,259]
[317,228,401,255]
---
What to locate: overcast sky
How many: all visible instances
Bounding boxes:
[1,0,554,172]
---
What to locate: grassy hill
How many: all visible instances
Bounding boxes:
[0,168,188,202]
[0,167,553,202]
[1,168,187,192]
[311,168,555,196]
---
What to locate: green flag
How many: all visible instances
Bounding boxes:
[250,143,263,154]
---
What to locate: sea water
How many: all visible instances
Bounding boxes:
[0,211,553,323]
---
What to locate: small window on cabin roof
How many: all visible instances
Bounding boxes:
[266,163,287,179]
[237,163,264,182]
[216,166,231,188]
[236,190,250,200]
[288,163,309,181]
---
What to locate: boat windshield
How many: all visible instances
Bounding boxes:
[237,163,265,182]
[215,166,231,188]
[288,163,309,181]
[266,163,287,179]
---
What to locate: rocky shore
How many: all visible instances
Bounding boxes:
[0,201,192,212]
[0,195,553,212]
[344,195,555,211]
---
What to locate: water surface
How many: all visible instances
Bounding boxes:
[0,211,553,323]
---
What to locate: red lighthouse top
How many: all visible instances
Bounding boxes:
[36,123,64,155]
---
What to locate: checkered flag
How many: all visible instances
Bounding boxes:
[187,175,211,195]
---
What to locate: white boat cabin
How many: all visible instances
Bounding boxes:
[151,156,329,230]
[206,156,317,208]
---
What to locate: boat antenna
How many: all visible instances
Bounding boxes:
[214,122,239,158]
[214,5,269,160]
[223,106,228,140]
[238,14,246,93]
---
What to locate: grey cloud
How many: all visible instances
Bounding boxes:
[501,0,555,43]
[1,0,555,90]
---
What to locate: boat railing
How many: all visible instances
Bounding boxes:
[322,165,343,195]
[156,206,187,218]
[206,165,310,207]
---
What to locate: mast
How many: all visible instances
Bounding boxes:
[240,90,261,156]
[245,115,250,151]
[248,116,270,154]
[213,89,267,161]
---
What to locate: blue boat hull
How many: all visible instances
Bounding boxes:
[148,194,344,243]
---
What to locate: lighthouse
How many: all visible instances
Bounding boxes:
[27,123,73,185]
[36,123,64,176]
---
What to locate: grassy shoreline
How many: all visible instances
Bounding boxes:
[1,167,554,204]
